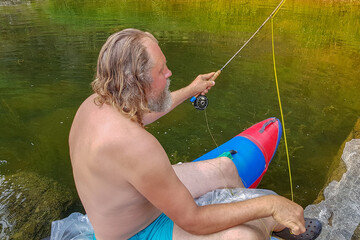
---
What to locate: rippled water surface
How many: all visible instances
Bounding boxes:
[0,0,359,234]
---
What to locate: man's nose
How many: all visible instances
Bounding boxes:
[165,68,172,79]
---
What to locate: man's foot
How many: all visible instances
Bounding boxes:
[272,218,322,240]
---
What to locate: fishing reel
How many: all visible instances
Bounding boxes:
[189,69,221,110]
[190,95,209,110]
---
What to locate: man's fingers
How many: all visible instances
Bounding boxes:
[208,81,215,87]
[289,222,306,236]
[192,72,216,96]
[299,223,306,234]
[290,225,301,235]
[201,72,216,80]
[200,81,214,95]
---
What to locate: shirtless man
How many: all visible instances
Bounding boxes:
[69,28,306,240]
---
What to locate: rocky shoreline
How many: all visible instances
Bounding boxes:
[304,119,360,240]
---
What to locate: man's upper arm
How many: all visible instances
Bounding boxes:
[118,131,198,226]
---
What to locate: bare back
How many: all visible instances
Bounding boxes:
[69,94,162,240]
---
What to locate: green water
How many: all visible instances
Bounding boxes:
[0,0,359,211]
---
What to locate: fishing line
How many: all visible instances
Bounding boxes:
[202,0,294,202]
[190,0,287,109]
[220,0,286,72]
[201,0,286,151]
[204,109,219,152]
[271,16,294,202]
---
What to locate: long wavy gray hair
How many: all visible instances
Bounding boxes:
[91,29,157,125]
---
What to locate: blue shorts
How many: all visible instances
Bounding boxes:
[129,213,174,240]
[93,213,173,240]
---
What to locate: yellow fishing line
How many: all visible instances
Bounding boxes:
[203,0,294,202]
[273,0,287,18]
[271,16,294,202]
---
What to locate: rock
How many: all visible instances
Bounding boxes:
[304,139,360,240]
[352,224,360,240]
[314,118,360,204]
[0,171,75,239]
[0,0,23,6]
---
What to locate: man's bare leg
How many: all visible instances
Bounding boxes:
[173,216,279,240]
[172,157,284,239]
[172,156,244,198]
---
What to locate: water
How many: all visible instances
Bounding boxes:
[0,0,359,236]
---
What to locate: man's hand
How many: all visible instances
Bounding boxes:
[142,72,216,125]
[189,72,217,96]
[269,195,306,235]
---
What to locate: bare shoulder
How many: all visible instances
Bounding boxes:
[69,94,169,178]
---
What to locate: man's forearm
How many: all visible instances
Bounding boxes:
[183,195,274,235]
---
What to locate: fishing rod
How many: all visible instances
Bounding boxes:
[191,0,286,110]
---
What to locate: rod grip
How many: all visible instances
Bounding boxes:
[209,70,221,82]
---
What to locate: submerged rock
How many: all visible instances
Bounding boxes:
[0,171,75,240]
[0,0,24,6]
[304,139,360,240]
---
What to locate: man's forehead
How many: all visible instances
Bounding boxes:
[142,38,165,63]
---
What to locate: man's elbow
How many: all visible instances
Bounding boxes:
[174,211,210,235]
[177,220,205,235]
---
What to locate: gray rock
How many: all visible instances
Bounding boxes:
[304,139,360,240]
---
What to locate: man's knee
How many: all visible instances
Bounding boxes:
[218,156,243,188]
[219,156,236,172]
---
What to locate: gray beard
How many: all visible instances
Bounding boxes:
[147,79,172,112]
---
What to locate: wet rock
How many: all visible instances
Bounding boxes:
[304,139,360,240]
[0,0,23,6]
[0,171,75,239]
[314,118,360,204]
[352,224,360,240]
